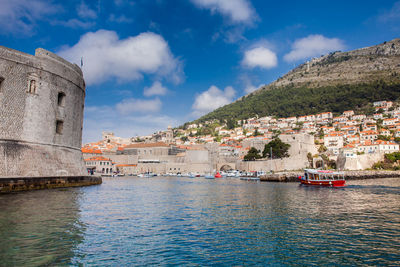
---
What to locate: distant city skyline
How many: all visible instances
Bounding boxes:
[1,0,399,143]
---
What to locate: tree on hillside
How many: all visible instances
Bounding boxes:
[376,119,383,130]
[253,128,263,136]
[244,147,262,161]
[307,152,313,168]
[262,138,290,159]
[226,118,236,130]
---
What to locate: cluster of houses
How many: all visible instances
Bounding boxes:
[82,100,400,174]
[181,100,400,154]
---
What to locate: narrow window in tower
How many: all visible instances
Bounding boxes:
[56,120,64,134]
[0,77,4,92]
[57,92,66,106]
[27,73,39,94]
[28,80,37,94]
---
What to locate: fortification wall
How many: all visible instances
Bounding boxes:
[0,46,87,177]
[238,154,309,172]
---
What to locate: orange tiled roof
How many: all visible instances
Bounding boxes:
[84,156,111,161]
[81,148,102,154]
[123,142,169,149]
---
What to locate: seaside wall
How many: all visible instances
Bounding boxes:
[337,153,383,170]
[238,154,309,172]
[0,46,89,178]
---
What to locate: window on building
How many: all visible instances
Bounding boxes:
[57,92,66,106]
[28,80,36,94]
[56,120,63,134]
[0,77,4,92]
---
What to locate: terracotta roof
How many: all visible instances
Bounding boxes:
[360,130,378,135]
[116,164,137,167]
[84,156,112,161]
[123,142,169,149]
[81,148,102,154]
[375,140,397,145]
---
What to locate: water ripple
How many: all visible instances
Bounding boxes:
[0,177,399,266]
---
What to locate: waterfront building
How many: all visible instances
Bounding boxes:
[84,156,114,175]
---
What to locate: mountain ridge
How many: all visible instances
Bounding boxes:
[194,38,400,124]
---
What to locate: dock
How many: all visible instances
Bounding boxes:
[0,176,102,193]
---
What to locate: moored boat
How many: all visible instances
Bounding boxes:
[299,169,345,187]
[214,172,222,178]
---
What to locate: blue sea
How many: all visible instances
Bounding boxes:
[0,176,399,266]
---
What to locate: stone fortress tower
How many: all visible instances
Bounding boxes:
[0,46,89,178]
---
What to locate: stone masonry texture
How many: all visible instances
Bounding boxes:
[0,46,88,177]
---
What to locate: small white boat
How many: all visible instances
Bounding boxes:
[138,172,156,178]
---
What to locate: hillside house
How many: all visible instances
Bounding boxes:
[360,130,378,141]
[352,114,366,121]
[324,132,344,155]
[343,110,355,117]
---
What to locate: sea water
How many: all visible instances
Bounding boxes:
[0,177,399,266]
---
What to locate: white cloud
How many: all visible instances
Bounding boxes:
[116,98,162,115]
[191,0,256,24]
[77,1,97,19]
[0,0,60,35]
[83,105,180,143]
[284,34,346,62]
[192,85,236,116]
[144,81,168,96]
[108,14,133,23]
[242,47,278,69]
[58,30,183,85]
[53,18,95,29]
[377,1,400,23]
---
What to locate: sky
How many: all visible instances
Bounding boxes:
[1,0,400,143]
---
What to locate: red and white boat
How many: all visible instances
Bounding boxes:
[299,169,345,187]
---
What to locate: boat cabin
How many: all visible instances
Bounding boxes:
[301,169,346,187]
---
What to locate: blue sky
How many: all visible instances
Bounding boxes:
[1,0,400,143]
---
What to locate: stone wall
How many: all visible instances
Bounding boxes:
[0,46,87,178]
[238,154,309,172]
[337,153,383,170]
[0,176,102,193]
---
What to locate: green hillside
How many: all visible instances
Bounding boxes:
[193,38,400,124]
[195,80,400,123]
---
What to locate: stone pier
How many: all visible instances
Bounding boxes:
[0,176,102,193]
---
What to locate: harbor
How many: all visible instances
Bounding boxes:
[1,176,398,266]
